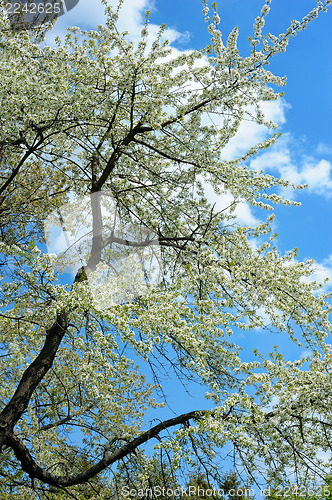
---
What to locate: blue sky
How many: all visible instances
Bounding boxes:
[43,0,332,482]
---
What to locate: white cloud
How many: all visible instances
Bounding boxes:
[197,177,260,227]
[45,0,107,41]
[197,98,289,226]
[316,142,332,156]
[300,349,313,359]
[301,254,332,293]
[293,159,332,192]
[45,0,182,47]
[279,157,332,194]
[233,201,260,226]
[250,148,291,172]
[250,134,332,196]
[220,99,289,162]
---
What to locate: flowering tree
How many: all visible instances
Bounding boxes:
[0,0,332,497]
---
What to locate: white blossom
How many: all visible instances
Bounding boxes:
[0,0,331,495]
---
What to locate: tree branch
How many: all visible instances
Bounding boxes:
[0,312,68,441]
[7,409,211,487]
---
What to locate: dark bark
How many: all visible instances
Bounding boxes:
[0,311,68,447]
[7,409,211,487]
